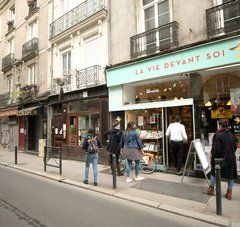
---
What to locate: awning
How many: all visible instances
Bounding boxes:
[0,108,18,117]
[17,106,40,116]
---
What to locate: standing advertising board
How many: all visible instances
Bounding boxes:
[181,139,210,184]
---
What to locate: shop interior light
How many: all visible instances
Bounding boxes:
[205,101,212,107]
[227,100,232,106]
[163,88,167,92]
[173,97,178,100]
[180,97,184,100]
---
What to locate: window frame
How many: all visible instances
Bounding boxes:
[28,63,36,85]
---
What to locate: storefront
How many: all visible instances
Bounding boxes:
[106,35,240,175]
[48,85,109,162]
[0,108,18,150]
[17,105,47,153]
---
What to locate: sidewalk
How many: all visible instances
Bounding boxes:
[0,148,239,227]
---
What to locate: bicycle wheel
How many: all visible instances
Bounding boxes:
[118,156,126,173]
[140,155,157,174]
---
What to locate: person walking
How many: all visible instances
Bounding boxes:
[165,115,188,175]
[120,121,144,183]
[82,128,101,186]
[104,121,124,176]
[203,119,237,200]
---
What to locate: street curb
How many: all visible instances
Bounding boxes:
[159,204,230,227]
[0,162,238,227]
[6,164,65,182]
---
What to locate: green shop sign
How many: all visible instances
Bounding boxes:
[107,36,240,87]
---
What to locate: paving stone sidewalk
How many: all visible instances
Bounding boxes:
[0,148,239,226]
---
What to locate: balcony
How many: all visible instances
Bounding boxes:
[7,20,14,33]
[206,0,240,37]
[76,65,100,89]
[2,53,14,73]
[0,92,11,107]
[130,21,179,59]
[17,84,38,102]
[22,38,39,62]
[50,0,107,39]
[28,0,38,15]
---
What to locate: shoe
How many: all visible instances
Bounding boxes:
[203,186,214,196]
[83,180,88,184]
[135,176,144,181]
[177,170,183,175]
[126,177,133,183]
[225,189,232,200]
[94,182,98,186]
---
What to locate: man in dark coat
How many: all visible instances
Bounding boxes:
[203,119,237,200]
[104,121,124,176]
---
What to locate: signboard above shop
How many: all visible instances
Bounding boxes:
[106,36,240,87]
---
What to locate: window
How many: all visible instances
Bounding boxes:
[143,0,170,51]
[143,0,170,31]
[9,5,15,21]
[84,35,99,68]
[62,52,71,71]
[8,38,14,54]
[28,20,37,40]
[28,64,36,84]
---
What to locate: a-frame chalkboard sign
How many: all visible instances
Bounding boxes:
[181,139,210,185]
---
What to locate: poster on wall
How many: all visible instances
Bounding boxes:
[230,88,240,116]
[211,108,232,119]
[138,116,144,126]
[150,115,155,124]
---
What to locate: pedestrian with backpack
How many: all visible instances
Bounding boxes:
[104,121,124,176]
[82,128,101,186]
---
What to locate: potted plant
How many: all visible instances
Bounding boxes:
[69,125,76,144]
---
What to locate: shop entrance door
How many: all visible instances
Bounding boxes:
[164,105,194,170]
[19,118,25,151]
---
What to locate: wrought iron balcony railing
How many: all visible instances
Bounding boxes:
[28,1,38,14]
[0,92,11,107]
[50,0,107,39]
[206,0,240,37]
[2,53,14,72]
[76,65,100,89]
[130,21,179,59]
[22,37,39,61]
[62,70,73,93]
[7,20,14,32]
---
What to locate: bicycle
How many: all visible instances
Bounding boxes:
[119,151,158,174]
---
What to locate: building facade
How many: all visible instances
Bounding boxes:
[48,0,109,161]
[107,0,240,173]
[0,0,49,153]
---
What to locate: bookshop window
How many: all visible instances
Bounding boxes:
[126,108,164,164]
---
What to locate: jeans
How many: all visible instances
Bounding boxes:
[210,175,234,190]
[85,153,98,182]
[126,159,140,177]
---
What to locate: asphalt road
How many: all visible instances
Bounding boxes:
[0,165,216,227]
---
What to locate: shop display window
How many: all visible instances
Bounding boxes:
[192,70,240,175]
[126,108,164,164]
[123,75,190,105]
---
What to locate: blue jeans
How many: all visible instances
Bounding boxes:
[126,159,140,177]
[210,175,234,190]
[85,153,98,182]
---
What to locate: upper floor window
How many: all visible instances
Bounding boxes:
[28,64,36,84]
[62,0,70,14]
[143,0,170,31]
[28,20,37,40]
[8,38,14,54]
[9,5,15,22]
[62,52,71,71]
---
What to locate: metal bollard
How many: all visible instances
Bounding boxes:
[59,148,62,175]
[112,154,117,189]
[215,164,222,215]
[15,146,17,165]
[44,146,47,172]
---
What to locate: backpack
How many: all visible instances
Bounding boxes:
[87,136,99,153]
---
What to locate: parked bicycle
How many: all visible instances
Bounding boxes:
[119,151,158,174]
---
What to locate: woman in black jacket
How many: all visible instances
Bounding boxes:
[104,122,124,176]
[203,119,237,200]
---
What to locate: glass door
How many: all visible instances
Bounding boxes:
[164,105,194,170]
